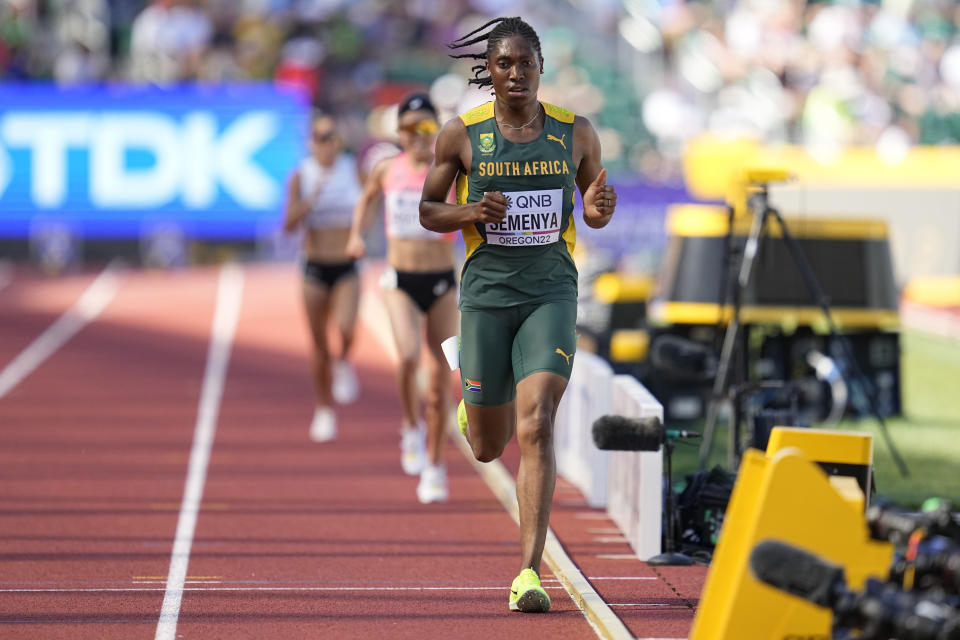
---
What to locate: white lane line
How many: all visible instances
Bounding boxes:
[575,512,611,520]
[0,262,121,399]
[588,577,657,581]
[594,536,630,544]
[596,554,640,560]
[155,263,244,640]
[4,585,563,593]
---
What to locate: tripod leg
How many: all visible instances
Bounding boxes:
[699,204,769,470]
[699,317,740,469]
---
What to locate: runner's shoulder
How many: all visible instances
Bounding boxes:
[435,116,470,166]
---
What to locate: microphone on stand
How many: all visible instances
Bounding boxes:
[592,414,701,451]
[592,414,700,566]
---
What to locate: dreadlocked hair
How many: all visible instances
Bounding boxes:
[448,17,542,88]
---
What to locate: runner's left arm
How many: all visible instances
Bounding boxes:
[574,116,617,229]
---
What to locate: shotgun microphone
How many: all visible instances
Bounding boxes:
[749,539,844,608]
[591,415,701,451]
[750,539,960,639]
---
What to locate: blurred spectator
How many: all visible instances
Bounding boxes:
[0,0,39,80]
[129,0,212,83]
[273,24,325,97]
[2,0,958,178]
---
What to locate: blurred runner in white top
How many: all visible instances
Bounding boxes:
[284,113,362,443]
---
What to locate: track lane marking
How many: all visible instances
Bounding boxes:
[154,263,244,640]
[0,262,121,399]
[594,536,630,543]
[7,587,532,593]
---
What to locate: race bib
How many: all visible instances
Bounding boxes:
[385,188,435,239]
[485,189,563,247]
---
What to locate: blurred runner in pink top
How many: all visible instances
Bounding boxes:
[347,93,457,504]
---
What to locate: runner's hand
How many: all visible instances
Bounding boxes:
[345,232,365,259]
[474,192,508,224]
[583,168,616,225]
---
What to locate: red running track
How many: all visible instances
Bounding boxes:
[0,262,706,639]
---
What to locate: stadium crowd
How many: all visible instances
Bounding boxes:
[1,0,958,177]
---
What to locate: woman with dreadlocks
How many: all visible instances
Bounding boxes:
[419,16,617,613]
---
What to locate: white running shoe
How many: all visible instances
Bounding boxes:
[332,360,359,404]
[416,463,449,504]
[400,424,427,475]
[309,407,337,442]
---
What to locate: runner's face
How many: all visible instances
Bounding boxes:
[397,110,438,163]
[309,118,340,163]
[486,35,541,108]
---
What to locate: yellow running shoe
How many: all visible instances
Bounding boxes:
[509,568,550,613]
[456,399,468,437]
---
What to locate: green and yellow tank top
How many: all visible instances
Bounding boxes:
[456,101,578,310]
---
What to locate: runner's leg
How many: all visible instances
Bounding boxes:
[514,371,567,572]
[330,270,360,360]
[423,288,457,464]
[302,279,333,407]
[383,288,424,427]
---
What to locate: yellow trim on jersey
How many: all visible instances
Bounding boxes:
[459,102,495,126]
[563,211,577,257]
[462,225,484,261]
[456,172,484,260]
[456,172,469,205]
[459,101,574,126]
[542,102,574,124]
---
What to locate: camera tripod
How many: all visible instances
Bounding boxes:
[697,175,909,477]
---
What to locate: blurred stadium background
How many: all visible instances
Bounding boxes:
[1,0,959,506]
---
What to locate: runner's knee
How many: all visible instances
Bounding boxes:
[471,437,506,463]
[423,385,447,415]
[468,415,513,462]
[516,411,554,452]
[396,353,419,377]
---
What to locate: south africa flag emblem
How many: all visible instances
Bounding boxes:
[464,378,482,393]
[478,133,495,154]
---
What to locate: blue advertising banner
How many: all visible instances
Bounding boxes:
[0,83,308,239]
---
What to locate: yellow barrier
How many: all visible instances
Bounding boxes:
[689,429,892,640]
[608,329,649,362]
[767,427,874,504]
[592,272,655,304]
[903,275,960,308]
[684,136,960,201]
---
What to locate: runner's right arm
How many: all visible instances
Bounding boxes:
[420,118,507,233]
[283,171,311,233]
